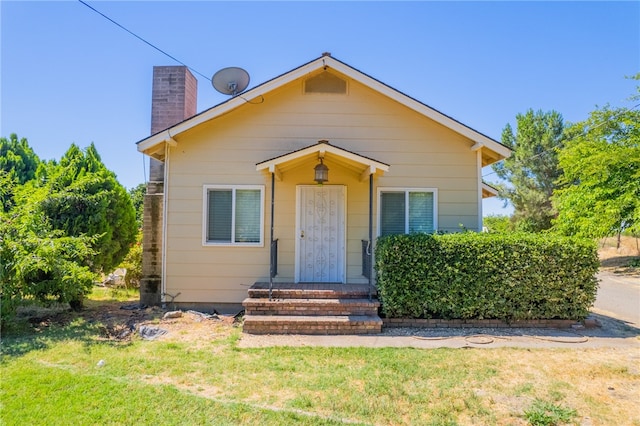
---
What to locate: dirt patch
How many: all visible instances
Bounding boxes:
[78,302,241,344]
[598,236,640,275]
[12,300,240,345]
[141,310,240,346]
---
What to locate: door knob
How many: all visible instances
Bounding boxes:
[300,230,305,238]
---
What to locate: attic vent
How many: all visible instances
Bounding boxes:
[304,72,347,94]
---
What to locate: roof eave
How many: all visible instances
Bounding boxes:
[136,55,513,162]
[481,182,500,198]
[136,57,328,155]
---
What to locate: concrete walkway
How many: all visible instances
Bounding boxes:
[239,313,640,350]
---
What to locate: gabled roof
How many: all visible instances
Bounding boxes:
[256,140,390,181]
[481,182,500,199]
[137,54,511,165]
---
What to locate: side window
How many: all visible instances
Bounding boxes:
[379,189,437,236]
[204,185,264,246]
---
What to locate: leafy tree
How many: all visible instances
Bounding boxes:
[129,183,146,228]
[37,143,137,273]
[118,230,142,289]
[553,105,640,243]
[492,109,566,232]
[482,214,512,233]
[113,184,146,289]
[0,133,40,184]
[0,171,18,213]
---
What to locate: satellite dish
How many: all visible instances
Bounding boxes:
[211,67,250,96]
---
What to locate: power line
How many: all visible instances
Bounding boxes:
[482,103,640,179]
[78,0,210,80]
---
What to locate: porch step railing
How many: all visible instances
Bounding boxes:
[361,239,372,279]
[270,239,278,278]
[269,238,278,300]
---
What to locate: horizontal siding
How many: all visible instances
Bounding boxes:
[163,73,481,304]
[163,286,252,305]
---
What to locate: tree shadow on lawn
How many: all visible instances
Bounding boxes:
[599,256,640,274]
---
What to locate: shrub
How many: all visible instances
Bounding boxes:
[118,231,142,289]
[375,233,599,321]
[0,215,97,329]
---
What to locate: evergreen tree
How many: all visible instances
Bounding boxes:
[38,143,137,273]
[0,133,40,184]
[492,109,565,232]
[0,134,40,211]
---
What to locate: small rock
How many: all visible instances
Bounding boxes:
[163,310,183,319]
[583,317,601,328]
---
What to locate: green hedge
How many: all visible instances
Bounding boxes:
[374,233,599,321]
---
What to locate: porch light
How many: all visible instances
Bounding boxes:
[314,157,329,184]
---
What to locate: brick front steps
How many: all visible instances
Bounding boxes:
[243,298,379,316]
[247,282,374,299]
[243,283,382,335]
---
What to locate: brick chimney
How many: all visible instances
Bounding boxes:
[140,66,197,307]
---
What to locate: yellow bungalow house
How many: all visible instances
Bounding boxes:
[136,54,510,334]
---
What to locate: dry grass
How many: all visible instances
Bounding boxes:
[598,236,640,274]
[468,348,640,425]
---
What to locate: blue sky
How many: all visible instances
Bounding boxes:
[2,1,638,216]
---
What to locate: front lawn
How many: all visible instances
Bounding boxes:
[1,293,638,425]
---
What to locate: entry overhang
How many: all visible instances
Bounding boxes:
[256,140,390,181]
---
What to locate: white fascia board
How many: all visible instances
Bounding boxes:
[482,182,499,198]
[137,130,170,153]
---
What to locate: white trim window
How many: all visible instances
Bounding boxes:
[378,188,438,236]
[203,185,264,246]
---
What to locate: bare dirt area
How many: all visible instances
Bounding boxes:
[598,235,640,276]
[12,299,241,347]
[82,302,241,345]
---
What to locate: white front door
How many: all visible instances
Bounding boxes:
[296,185,346,283]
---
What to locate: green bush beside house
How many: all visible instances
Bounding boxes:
[375,233,599,321]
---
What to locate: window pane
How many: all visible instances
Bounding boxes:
[380,192,406,236]
[235,189,261,243]
[409,192,434,233]
[208,190,232,242]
